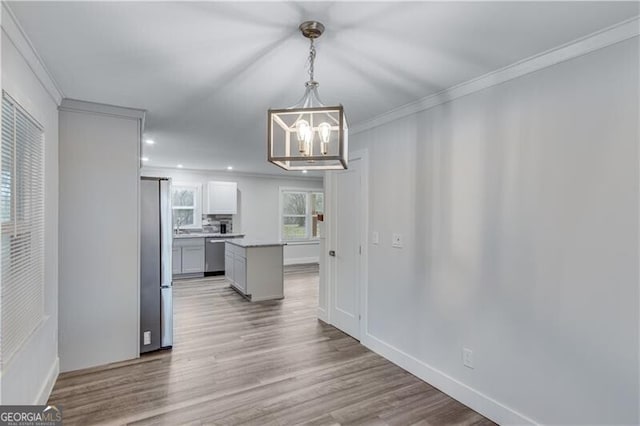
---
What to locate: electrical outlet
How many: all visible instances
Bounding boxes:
[392,233,403,248]
[371,231,379,245]
[143,331,151,345]
[463,347,474,369]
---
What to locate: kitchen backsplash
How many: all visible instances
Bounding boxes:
[202,214,233,233]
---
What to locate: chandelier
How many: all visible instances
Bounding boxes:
[267,21,348,171]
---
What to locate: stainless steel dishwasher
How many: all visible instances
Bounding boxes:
[205,239,226,276]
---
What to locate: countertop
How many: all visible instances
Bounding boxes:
[225,238,286,248]
[173,233,245,240]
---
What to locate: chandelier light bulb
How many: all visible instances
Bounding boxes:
[320,142,328,155]
[296,119,313,154]
[318,122,331,155]
[318,122,331,144]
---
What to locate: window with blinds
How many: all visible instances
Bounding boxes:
[1,92,45,369]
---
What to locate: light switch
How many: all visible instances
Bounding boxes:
[371,231,379,245]
[392,233,403,248]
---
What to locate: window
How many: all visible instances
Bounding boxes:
[280,189,324,241]
[1,92,45,367]
[172,183,202,229]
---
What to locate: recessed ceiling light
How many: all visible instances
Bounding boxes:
[141,157,150,162]
[177,164,183,168]
[226,166,233,171]
[144,139,155,145]
[302,170,308,174]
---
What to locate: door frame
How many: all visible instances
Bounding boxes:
[321,149,369,340]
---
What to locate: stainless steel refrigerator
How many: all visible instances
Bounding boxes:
[140,177,173,353]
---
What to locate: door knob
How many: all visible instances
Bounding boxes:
[329,250,336,257]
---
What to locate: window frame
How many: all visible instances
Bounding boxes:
[279,187,324,242]
[171,182,202,229]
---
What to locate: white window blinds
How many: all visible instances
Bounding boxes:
[1,92,45,368]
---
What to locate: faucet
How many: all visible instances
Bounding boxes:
[175,216,184,235]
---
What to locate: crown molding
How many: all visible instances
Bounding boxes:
[142,166,323,182]
[59,98,146,121]
[1,2,64,106]
[351,16,640,135]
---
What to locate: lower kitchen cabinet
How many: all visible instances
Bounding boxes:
[173,238,205,277]
[233,255,247,293]
[182,245,205,273]
[172,247,182,274]
[225,252,234,283]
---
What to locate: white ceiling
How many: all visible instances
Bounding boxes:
[8,1,639,175]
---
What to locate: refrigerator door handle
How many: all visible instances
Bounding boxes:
[159,179,173,288]
[159,178,173,348]
[161,286,173,347]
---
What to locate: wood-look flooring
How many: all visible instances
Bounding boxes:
[48,265,494,426]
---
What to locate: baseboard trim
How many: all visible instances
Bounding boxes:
[317,307,328,322]
[250,295,285,302]
[34,357,59,405]
[284,257,319,266]
[362,333,538,426]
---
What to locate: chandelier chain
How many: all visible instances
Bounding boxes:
[308,38,316,81]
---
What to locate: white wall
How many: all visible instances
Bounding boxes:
[283,242,321,266]
[143,167,323,264]
[0,17,60,403]
[58,101,141,372]
[341,37,639,424]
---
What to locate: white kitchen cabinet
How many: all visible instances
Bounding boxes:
[233,256,247,293]
[206,181,237,214]
[172,247,182,274]
[173,237,205,277]
[182,246,205,273]
[225,252,234,283]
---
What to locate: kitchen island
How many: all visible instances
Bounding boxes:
[225,239,285,302]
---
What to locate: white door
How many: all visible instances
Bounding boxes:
[331,157,362,339]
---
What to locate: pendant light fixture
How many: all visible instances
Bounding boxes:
[268,21,348,171]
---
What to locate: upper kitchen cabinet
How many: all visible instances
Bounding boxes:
[206,181,237,214]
